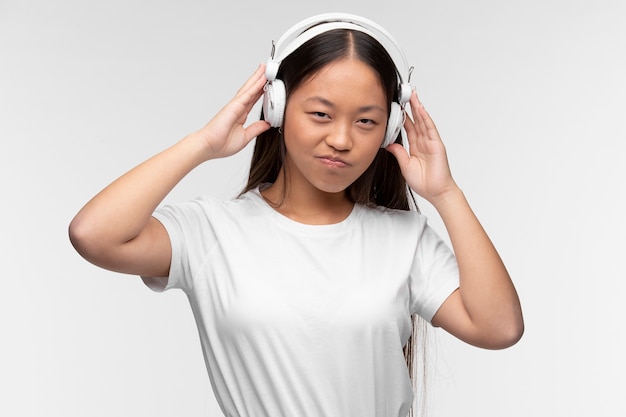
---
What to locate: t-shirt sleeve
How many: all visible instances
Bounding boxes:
[409,222,460,323]
[141,198,216,293]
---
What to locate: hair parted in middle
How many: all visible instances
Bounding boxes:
[242,29,415,212]
[242,28,426,416]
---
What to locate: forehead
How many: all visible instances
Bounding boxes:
[293,58,386,103]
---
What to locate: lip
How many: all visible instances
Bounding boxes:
[317,155,349,168]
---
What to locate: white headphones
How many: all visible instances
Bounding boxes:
[262,13,413,148]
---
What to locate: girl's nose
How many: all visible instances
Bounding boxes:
[325,124,353,151]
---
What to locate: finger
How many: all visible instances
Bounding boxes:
[416,104,442,142]
[385,142,410,169]
[231,66,267,116]
[402,109,420,150]
[410,91,429,139]
[239,77,266,114]
[410,90,440,140]
[235,63,267,98]
[244,120,271,142]
[411,91,442,142]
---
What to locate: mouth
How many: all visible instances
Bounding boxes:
[317,155,349,168]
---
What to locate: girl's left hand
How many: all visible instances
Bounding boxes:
[385,91,458,205]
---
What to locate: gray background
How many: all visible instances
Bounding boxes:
[2,0,625,416]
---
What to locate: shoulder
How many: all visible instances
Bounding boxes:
[152,188,269,254]
[157,188,265,220]
[357,204,427,229]
[353,205,430,246]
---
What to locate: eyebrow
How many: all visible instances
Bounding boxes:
[304,96,386,113]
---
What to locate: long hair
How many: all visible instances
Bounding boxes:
[242,29,427,416]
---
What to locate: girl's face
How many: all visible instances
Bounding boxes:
[282,58,388,196]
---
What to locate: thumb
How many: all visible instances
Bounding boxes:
[245,120,271,142]
[385,143,409,167]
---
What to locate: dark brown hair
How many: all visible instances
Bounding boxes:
[242,28,426,415]
[242,29,412,210]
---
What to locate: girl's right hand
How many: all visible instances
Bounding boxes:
[194,64,271,161]
[68,64,271,278]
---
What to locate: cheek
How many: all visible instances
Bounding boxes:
[282,130,307,155]
[361,152,381,176]
[362,139,384,164]
[282,115,310,149]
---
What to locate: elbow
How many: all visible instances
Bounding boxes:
[68,214,106,262]
[68,215,92,258]
[486,315,525,350]
[503,306,525,348]
[497,327,524,350]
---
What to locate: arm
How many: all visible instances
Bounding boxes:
[387,92,523,349]
[69,64,271,278]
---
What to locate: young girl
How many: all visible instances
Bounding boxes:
[69,13,523,417]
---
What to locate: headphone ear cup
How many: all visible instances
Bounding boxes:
[382,102,404,148]
[262,79,286,128]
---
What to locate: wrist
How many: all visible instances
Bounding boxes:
[427,184,465,212]
[181,131,220,164]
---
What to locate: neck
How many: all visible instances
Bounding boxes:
[260,169,354,225]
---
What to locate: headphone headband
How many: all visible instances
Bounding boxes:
[261,13,412,147]
[265,13,412,104]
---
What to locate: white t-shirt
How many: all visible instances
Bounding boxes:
[143,187,459,417]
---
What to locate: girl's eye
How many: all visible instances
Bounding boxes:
[313,112,329,118]
[358,118,376,125]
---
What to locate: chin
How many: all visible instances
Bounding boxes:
[314,181,352,195]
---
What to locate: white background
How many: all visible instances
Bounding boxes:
[1,0,625,416]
